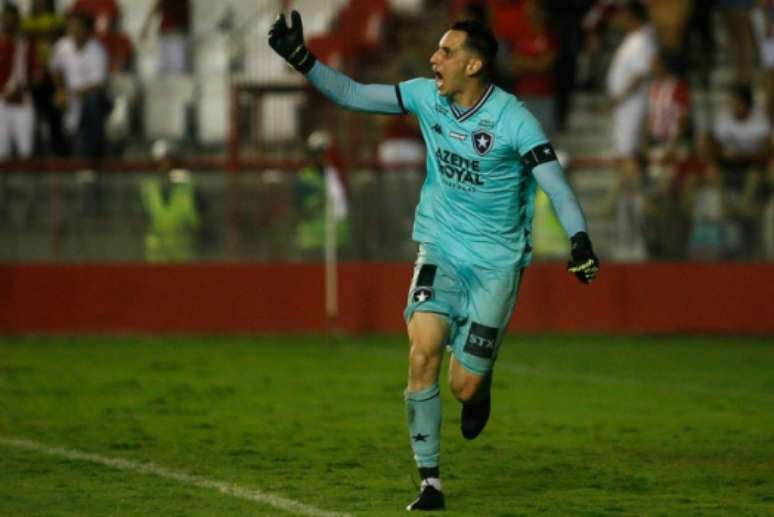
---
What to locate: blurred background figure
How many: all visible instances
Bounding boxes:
[702,83,771,257]
[762,151,774,258]
[605,0,656,261]
[646,51,692,168]
[641,50,693,258]
[141,138,205,262]
[376,116,424,170]
[684,152,726,260]
[22,0,65,155]
[545,0,595,133]
[490,0,558,134]
[70,0,118,34]
[718,0,757,86]
[751,0,774,124]
[294,130,348,259]
[579,0,619,92]
[0,2,35,161]
[141,0,190,74]
[97,8,134,73]
[69,0,133,73]
[682,0,718,88]
[372,13,425,167]
[710,84,771,175]
[647,0,693,56]
[50,10,110,160]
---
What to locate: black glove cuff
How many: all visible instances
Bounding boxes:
[288,45,317,74]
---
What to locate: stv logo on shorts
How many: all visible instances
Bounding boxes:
[412,287,433,303]
[472,130,494,156]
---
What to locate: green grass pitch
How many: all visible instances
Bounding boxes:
[1,335,773,516]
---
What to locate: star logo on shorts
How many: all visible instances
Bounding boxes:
[472,130,494,155]
[413,287,432,303]
[412,433,428,442]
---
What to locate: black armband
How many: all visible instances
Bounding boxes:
[395,85,408,115]
[521,143,558,170]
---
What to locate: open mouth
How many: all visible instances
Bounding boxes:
[434,70,444,88]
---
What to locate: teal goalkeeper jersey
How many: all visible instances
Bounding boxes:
[397,78,551,268]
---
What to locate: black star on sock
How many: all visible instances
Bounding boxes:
[412,433,428,442]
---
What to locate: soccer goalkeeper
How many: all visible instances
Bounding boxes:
[269,11,599,511]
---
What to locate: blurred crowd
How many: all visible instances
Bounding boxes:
[0,0,189,163]
[0,0,771,261]
[310,0,772,260]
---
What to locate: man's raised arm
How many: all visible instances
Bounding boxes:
[268,10,406,115]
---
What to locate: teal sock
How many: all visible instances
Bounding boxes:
[405,383,441,471]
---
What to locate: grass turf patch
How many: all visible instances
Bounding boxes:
[1,335,773,515]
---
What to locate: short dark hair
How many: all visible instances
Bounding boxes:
[623,1,649,23]
[68,10,95,32]
[449,19,498,81]
[731,83,754,109]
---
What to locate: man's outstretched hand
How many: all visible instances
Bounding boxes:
[567,232,599,284]
[268,10,316,74]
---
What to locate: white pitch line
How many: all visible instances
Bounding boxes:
[0,437,351,517]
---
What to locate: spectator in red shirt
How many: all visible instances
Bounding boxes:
[308,0,390,71]
[647,51,692,165]
[0,2,35,159]
[141,0,190,74]
[337,0,389,60]
[642,51,693,257]
[98,12,133,73]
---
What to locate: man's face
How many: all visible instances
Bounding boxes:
[430,30,479,97]
[612,10,634,32]
[731,96,750,120]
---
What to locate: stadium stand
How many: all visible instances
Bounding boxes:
[0,0,771,264]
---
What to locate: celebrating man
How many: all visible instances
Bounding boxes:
[269,11,599,511]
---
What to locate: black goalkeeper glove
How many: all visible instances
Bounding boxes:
[567,231,599,284]
[268,10,316,74]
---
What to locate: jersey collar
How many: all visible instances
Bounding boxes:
[448,83,495,123]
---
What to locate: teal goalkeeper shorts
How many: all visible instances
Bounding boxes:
[404,243,523,376]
